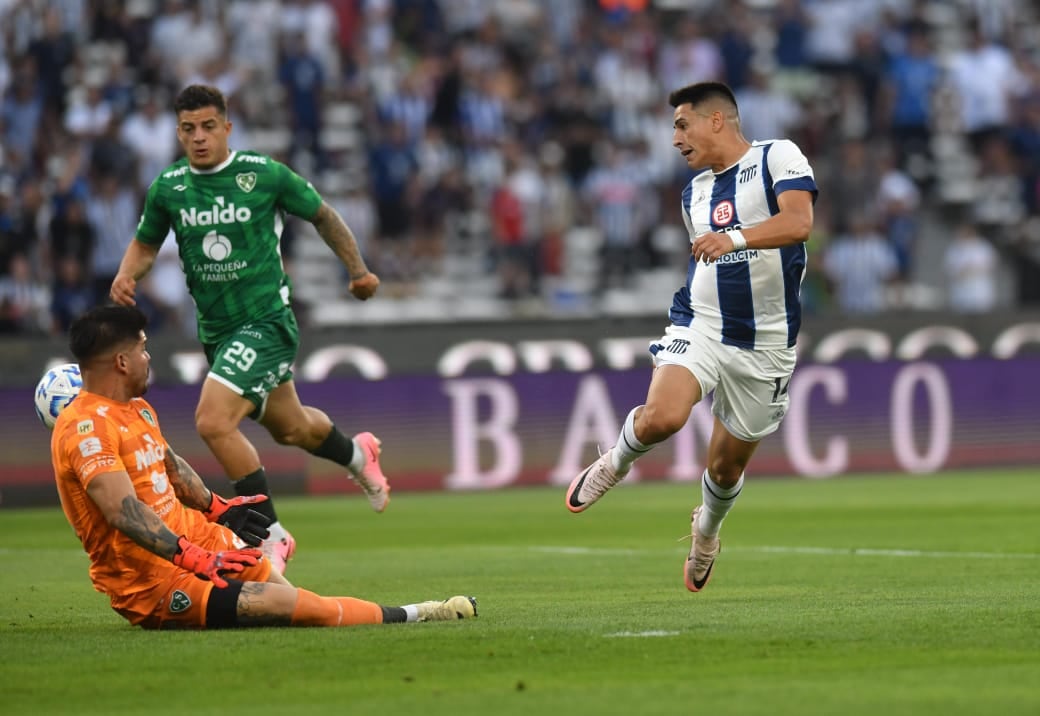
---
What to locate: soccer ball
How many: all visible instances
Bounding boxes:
[34,363,82,429]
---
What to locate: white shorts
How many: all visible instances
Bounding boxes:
[649,325,797,442]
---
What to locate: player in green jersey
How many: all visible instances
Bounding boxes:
[110,85,390,575]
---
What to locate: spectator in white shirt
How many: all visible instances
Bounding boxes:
[735,69,803,142]
[120,89,177,193]
[944,222,1000,313]
[948,20,1026,149]
[823,212,900,313]
[64,77,112,140]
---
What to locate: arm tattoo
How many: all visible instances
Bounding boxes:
[311,202,369,279]
[111,495,181,559]
[165,447,211,511]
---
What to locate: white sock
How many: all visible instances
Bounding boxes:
[610,406,652,474]
[266,520,286,542]
[402,605,419,622]
[348,438,365,473]
[697,469,743,538]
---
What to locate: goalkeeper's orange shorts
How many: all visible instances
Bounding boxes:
[113,527,273,630]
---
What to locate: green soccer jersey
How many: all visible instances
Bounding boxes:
[135,150,323,343]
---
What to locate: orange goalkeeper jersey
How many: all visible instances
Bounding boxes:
[51,390,218,607]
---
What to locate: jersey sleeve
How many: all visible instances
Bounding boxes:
[680,181,696,239]
[57,414,126,488]
[681,196,696,239]
[274,160,323,219]
[767,139,819,202]
[135,179,172,245]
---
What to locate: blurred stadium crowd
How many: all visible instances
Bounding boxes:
[2,0,1040,336]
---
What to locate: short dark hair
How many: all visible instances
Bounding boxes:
[69,306,148,364]
[173,84,227,117]
[668,81,739,114]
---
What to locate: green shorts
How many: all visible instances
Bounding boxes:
[203,310,299,420]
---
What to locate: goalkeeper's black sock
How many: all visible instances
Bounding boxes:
[233,467,278,523]
[381,606,407,623]
[309,424,357,469]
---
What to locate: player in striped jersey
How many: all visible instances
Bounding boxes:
[110,85,390,576]
[566,82,818,592]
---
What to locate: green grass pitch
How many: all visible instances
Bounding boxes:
[2,469,1038,716]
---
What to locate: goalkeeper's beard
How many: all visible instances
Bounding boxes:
[135,369,152,398]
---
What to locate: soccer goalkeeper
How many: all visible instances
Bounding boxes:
[50,305,475,630]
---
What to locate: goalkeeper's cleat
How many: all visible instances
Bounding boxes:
[683,506,720,592]
[349,432,390,513]
[565,448,628,513]
[415,596,478,622]
[260,522,296,576]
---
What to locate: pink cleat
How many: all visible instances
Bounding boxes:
[261,523,296,576]
[683,506,720,592]
[350,432,391,513]
[565,448,628,513]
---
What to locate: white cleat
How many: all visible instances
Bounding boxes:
[683,506,720,592]
[415,596,478,622]
[565,448,628,513]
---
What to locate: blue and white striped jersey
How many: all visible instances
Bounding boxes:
[671,139,818,350]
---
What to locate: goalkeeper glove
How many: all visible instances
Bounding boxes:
[172,536,262,588]
[203,492,272,547]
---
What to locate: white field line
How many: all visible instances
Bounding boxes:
[528,545,1040,560]
[604,630,681,638]
[528,545,645,556]
[3,545,1037,560]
